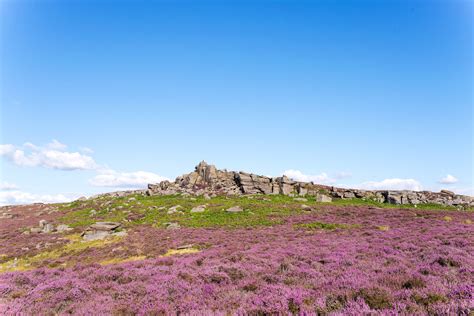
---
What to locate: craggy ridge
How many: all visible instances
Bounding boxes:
[147,161,474,207]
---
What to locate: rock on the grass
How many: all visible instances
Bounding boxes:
[226,206,243,213]
[301,204,313,211]
[190,205,206,213]
[90,222,121,231]
[82,222,122,241]
[83,231,111,241]
[56,224,73,232]
[177,244,194,250]
[168,205,182,214]
[315,194,332,203]
[42,223,55,233]
[164,222,181,230]
[294,197,308,202]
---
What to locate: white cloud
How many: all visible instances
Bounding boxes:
[0,190,74,206]
[283,169,336,184]
[79,146,94,154]
[0,141,97,170]
[335,171,352,179]
[47,139,67,150]
[89,169,169,188]
[450,187,474,196]
[438,174,458,184]
[357,178,423,191]
[0,181,18,190]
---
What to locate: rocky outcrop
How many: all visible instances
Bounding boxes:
[82,222,125,241]
[147,161,474,208]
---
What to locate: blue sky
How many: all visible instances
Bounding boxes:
[0,0,472,204]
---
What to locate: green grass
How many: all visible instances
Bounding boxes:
[294,221,356,230]
[57,193,469,230]
[331,198,462,211]
[58,194,307,229]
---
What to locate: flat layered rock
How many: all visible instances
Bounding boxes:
[226,206,243,213]
[190,205,206,213]
[90,222,121,231]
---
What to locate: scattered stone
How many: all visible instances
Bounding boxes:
[90,222,121,231]
[315,194,332,203]
[203,194,211,200]
[89,209,97,216]
[82,222,122,241]
[164,222,181,230]
[301,204,313,211]
[43,223,55,233]
[83,231,111,241]
[226,206,243,213]
[128,197,136,202]
[39,220,48,228]
[56,224,73,232]
[294,197,308,202]
[30,227,42,233]
[190,205,206,213]
[177,244,194,250]
[168,205,182,214]
[112,231,128,237]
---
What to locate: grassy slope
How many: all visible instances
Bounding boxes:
[58,193,466,230]
[1,193,470,273]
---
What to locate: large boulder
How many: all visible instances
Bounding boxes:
[82,222,122,241]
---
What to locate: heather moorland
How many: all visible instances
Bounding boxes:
[0,194,472,315]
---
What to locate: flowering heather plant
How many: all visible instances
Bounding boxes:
[0,198,473,314]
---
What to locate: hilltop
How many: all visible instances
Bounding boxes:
[146,161,473,208]
[0,162,472,315]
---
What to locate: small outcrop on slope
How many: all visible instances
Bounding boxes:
[147,161,474,208]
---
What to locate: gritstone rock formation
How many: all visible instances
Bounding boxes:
[147,161,473,208]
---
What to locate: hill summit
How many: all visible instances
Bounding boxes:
[147,161,473,208]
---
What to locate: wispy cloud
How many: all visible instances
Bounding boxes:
[0,141,97,170]
[438,174,458,184]
[356,178,422,191]
[89,169,169,188]
[334,171,352,179]
[283,169,336,184]
[0,190,76,206]
[0,181,18,190]
[79,146,94,154]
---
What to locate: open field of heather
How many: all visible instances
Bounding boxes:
[0,194,472,315]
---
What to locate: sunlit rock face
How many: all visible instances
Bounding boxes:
[147,161,474,207]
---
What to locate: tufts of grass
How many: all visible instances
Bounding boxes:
[0,234,123,273]
[59,194,307,229]
[378,225,390,231]
[100,255,147,266]
[161,248,200,257]
[294,221,356,231]
[331,198,459,211]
